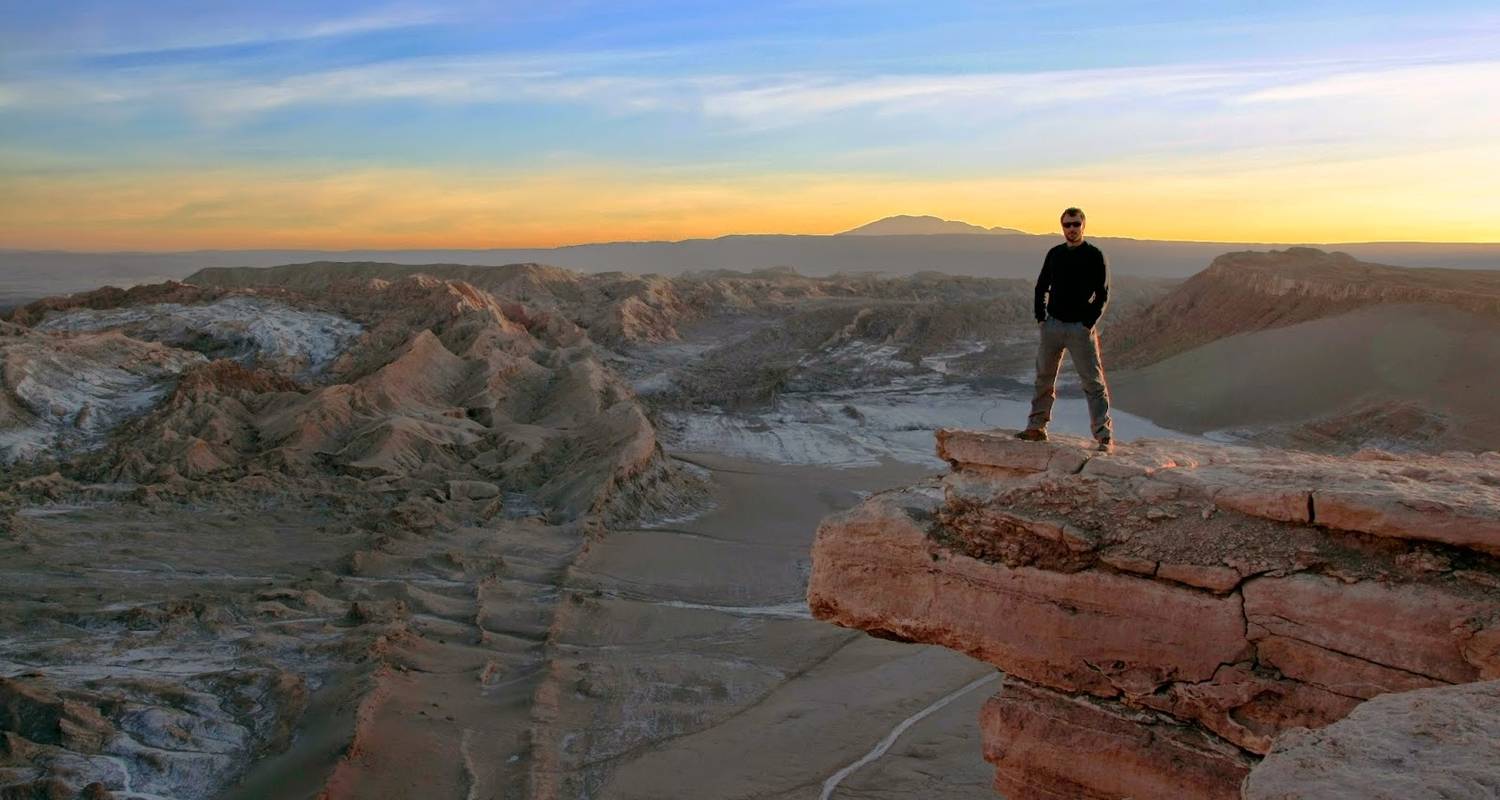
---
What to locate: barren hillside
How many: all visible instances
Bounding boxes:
[1110,303,1500,451]
[1105,247,1500,369]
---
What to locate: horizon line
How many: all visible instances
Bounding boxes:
[7,231,1500,255]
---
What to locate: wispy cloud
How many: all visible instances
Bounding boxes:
[695,66,1274,124]
[13,49,1493,125]
[1235,60,1500,103]
[3,1,1499,247]
[299,6,447,40]
[6,4,453,62]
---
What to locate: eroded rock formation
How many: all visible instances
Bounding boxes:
[0,269,707,798]
[809,429,1500,798]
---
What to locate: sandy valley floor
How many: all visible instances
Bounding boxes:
[1,452,1007,800]
[527,453,1000,799]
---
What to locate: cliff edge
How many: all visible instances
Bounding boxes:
[808,429,1500,799]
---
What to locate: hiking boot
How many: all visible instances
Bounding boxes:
[1015,429,1047,442]
[1096,438,1114,453]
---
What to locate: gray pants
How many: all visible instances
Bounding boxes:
[1027,317,1113,440]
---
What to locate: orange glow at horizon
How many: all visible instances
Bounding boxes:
[3,146,1498,250]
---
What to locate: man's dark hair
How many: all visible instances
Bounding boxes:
[1061,207,1085,221]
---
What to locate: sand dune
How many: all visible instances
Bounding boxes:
[1111,303,1500,451]
[1106,247,1500,369]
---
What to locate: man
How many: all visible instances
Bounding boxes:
[1016,207,1114,452]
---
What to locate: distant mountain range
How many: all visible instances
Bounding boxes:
[838,215,1028,236]
[4,215,1499,306]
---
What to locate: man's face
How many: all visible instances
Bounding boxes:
[1061,214,1085,244]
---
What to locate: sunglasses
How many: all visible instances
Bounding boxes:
[1062,221,1083,228]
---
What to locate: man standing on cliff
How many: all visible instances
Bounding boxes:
[1016,207,1114,452]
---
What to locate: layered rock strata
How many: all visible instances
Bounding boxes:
[808,429,1500,799]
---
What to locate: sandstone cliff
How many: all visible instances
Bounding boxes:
[809,429,1500,799]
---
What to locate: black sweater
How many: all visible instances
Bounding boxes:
[1034,241,1109,327]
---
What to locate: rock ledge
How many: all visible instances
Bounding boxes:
[809,429,1500,799]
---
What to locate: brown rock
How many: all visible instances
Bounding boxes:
[1245,574,1486,685]
[0,677,115,752]
[811,429,1500,798]
[1213,485,1310,523]
[1244,680,1500,800]
[1253,634,1445,700]
[936,428,1060,473]
[1098,551,1156,576]
[1139,664,1360,754]
[1460,624,1500,679]
[82,783,117,800]
[809,491,1251,698]
[1315,487,1500,555]
[982,682,1251,800]
[1155,562,1242,592]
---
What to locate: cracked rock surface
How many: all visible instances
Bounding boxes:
[808,429,1500,799]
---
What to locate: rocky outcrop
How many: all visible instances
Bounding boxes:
[2,271,701,525]
[34,295,364,378]
[0,669,309,800]
[0,327,208,463]
[808,429,1500,799]
[1243,679,1500,800]
[6,280,230,327]
[180,261,1173,351]
[1105,248,1500,368]
[0,268,712,799]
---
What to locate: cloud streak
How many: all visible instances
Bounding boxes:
[3,1,1498,246]
[11,44,1495,124]
[4,3,453,62]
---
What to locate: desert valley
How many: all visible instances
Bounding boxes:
[2,218,1499,799]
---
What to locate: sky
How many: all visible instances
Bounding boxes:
[1,0,1498,249]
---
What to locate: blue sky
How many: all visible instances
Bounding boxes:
[2,1,1497,247]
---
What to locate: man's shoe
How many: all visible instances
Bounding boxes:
[1096,438,1114,453]
[1015,429,1047,442]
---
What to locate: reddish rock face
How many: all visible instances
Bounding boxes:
[982,683,1252,800]
[809,429,1500,799]
[1244,574,1491,687]
[809,490,1252,698]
